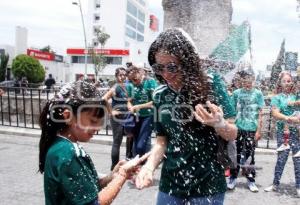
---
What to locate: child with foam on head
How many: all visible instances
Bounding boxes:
[38,80,149,205]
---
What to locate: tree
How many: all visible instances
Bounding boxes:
[270,39,285,90]
[0,53,9,81]
[89,26,110,80]
[40,45,55,54]
[12,54,45,84]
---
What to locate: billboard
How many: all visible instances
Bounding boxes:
[27,49,64,62]
[150,15,159,32]
[285,52,298,71]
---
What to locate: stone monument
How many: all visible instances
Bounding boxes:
[162,0,232,57]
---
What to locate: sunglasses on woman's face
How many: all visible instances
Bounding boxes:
[152,62,180,75]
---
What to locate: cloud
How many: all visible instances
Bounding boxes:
[0,0,86,52]
[232,0,300,71]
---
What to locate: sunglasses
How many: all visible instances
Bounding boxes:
[152,62,180,75]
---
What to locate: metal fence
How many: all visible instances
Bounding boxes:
[0,86,277,148]
[0,86,112,135]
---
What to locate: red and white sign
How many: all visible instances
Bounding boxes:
[150,15,159,32]
[27,49,54,61]
[66,48,130,56]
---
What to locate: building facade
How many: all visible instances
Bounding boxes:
[67,0,159,79]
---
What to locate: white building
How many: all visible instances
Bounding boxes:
[15,26,28,56]
[67,0,159,80]
[1,0,160,83]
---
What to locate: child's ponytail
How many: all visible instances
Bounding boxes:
[38,101,68,173]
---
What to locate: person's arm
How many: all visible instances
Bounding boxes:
[255,91,265,140]
[255,108,263,140]
[102,87,115,115]
[130,101,153,113]
[272,107,299,123]
[135,136,167,189]
[98,154,149,205]
[98,168,127,205]
[214,121,237,141]
[102,87,115,101]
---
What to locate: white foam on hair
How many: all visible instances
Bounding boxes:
[175,27,199,54]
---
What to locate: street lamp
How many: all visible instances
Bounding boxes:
[72,0,88,79]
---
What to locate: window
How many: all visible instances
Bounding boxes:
[94,14,100,22]
[127,1,137,17]
[92,38,99,47]
[71,56,79,63]
[93,26,99,35]
[138,10,145,22]
[71,56,122,65]
[106,57,122,65]
[137,33,144,42]
[126,27,136,39]
[138,0,145,6]
[137,22,144,33]
[126,15,137,29]
[95,0,100,8]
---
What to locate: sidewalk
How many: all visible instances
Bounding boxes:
[0,125,277,155]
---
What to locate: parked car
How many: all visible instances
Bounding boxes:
[0,80,15,88]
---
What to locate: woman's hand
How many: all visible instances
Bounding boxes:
[288,100,300,106]
[116,153,150,179]
[194,101,226,128]
[129,105,140,113]
[128,104,135,113]
[286,116,300,124]
[135,165,154,189]
[111,110,121,116]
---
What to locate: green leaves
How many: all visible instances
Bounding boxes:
[12,54,45,84]
[0,53,9,81]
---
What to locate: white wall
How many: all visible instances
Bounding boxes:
[85,0,159,68]
[15,26,28,56]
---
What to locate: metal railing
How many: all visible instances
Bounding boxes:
[0,86,112,135]
[0,86,277,148]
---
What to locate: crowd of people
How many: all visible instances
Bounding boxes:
[38,28,300,205]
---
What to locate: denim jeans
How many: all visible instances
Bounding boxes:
[273,131,300,188]
[132,115,153,156]
[156,191,225,205]
[110,117,124,170]
[230,130,256,182]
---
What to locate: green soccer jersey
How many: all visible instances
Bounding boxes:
[44,137,100,205]
[232,88,265,131]
[127,77,158,117]
[152,72,235,197]
[271,93,298,134]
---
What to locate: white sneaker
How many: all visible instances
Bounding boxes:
[276,144,290,152]
[248,181,259,192]
[227,178,237,190]
[264,185,278,192]
[293,150,300,158]
[297,188,300,198]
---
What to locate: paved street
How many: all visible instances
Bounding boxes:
[0,133,299,205]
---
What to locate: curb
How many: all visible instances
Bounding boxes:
[0,125,277,155]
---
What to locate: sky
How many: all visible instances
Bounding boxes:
[0,0,299,73]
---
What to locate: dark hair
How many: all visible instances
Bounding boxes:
[115,67,126,77]
[148,28,212,105]
[275,71,295,94]
[239,70,254,79]
[126,62,133,68]
[126,65,141,75]
[38,81,107,173]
